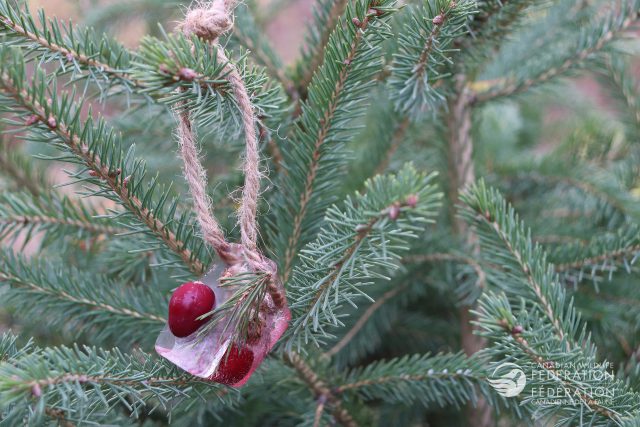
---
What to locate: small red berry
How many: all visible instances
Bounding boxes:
[168,282,216,338]
[209,344,254,385]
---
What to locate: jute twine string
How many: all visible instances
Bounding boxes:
[176,0,263,267]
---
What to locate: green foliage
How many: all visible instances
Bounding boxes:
[0,1,134,98]
[0,46,210,278]
[461,181,640,425]
[340,352,501,409]
[0,191,121,249]
[0,0,639,425]
[388,0,475,117]
[475,0,640,102]
[269,0,398,280]
[0,341,236,425]
[133,31,288,132]
[0,250,165,345]
[287,164,442,348]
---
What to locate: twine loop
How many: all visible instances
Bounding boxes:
[180,0,233,41]
[176,0,263,267]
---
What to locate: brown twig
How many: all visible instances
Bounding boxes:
[447,75,492,427]
[324,285,406,358]
[285,352,358,427]
[374,117,410,175]
[44,407,76,427]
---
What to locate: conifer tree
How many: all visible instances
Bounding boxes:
[0,0,639,425]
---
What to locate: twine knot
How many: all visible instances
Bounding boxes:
[181,0,234,41]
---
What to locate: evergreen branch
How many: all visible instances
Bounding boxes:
[0,50,208,276]
[231,4,296,98]
[0,332,32,361]
[343,97,406,194]
[286,165,442,348]
[596,55,640,137]
[506,320,619,419]
[0,1,135,94]
[132,32,287,132]
[0,191,125,247]
[389,0,475,117]
[461,181,640,424]
[550,224,640,285]
[473,0,640,103]
[374,116,409,175]
[0,139,45,196]
[461,181,569,344]
[497,159,640,225]
[0,344,233,424]
[285,352,358,427]
[324,285,405,358]
[405,252,487,289]
[270,0,398,283]
[0,251,166,344]
[465,0,543,69]
[44,407,76,427]
[293,0,349,97]
[0,2,287,134]
[337,352,498,409]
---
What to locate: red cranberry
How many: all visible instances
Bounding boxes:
[168,282,216,337]
[209,344,254,385]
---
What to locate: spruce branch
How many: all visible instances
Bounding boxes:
[324,284,405,358]
[461,181,640,424]
[550,224,640,285]
[0,251,166,344]
[0,49,209,276]
[0,344,234,424]
[285,352,358,427]
[0,1,135,95]
[337,352,502,410]
[293,0,349,98]
[132,31,287,132]
[0,138,46,196]
[0,191,125,248]
[269,0,398,283]
[388,0,476,117]
[344,98,407,194]
[230,4,297,98]
[497,159,640,226]
[596,55,640,137]
[0,1,287,134]
[374,116,410,176]
[473,0,640,103]
[286,164,442,348]
[464,0,544,69]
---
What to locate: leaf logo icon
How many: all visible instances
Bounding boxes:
[487,362,526,397]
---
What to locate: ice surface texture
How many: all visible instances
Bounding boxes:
[156,246,290,387]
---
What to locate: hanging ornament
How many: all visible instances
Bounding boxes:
[155,0,290,387]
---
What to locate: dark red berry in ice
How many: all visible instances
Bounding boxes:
[209,344,254,385]
[168,281,215,337]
